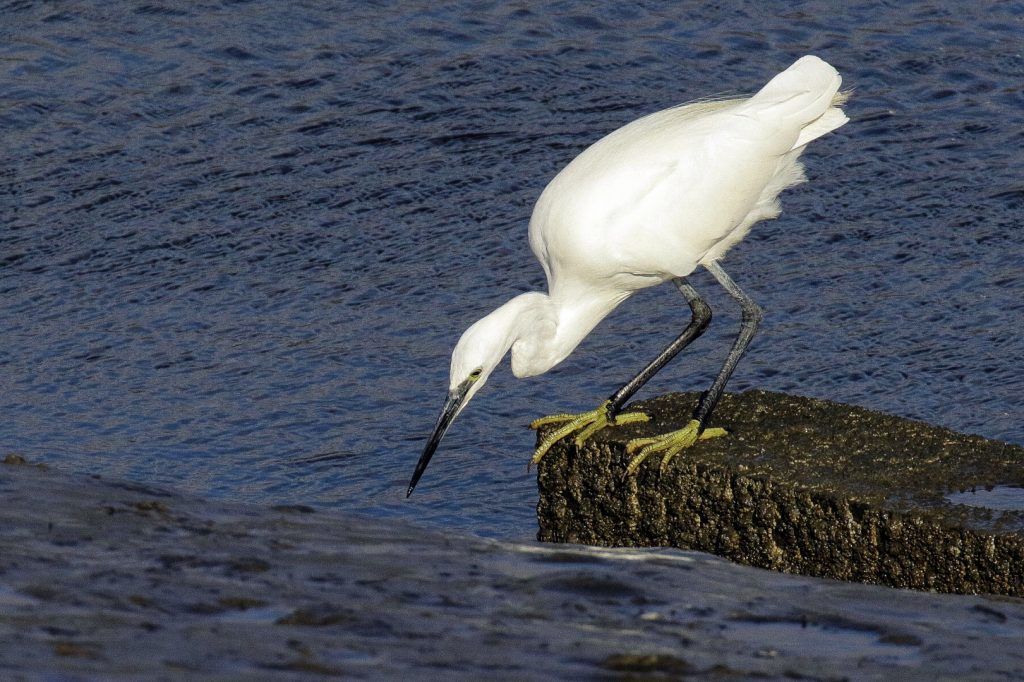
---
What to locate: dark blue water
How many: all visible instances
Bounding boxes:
[3,0,1022,540]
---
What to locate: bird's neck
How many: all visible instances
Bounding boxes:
[508,288,626,378]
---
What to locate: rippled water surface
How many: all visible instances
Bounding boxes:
[3,0,1022,539]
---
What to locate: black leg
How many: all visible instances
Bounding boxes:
[692,261,762,427]
[606,278,713,417]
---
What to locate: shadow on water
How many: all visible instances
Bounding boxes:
[1,461,1022,678]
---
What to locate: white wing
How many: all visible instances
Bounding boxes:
[529,56,847,289]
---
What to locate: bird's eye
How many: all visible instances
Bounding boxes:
[469,368,483,380]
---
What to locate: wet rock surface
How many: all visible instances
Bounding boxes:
[3,456,1024,679]
[537,390,1024,597]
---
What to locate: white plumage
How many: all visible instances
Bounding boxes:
[409,55,848,496]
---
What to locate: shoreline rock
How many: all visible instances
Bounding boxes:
[536,390,1024,596]
[2,449,1024,678]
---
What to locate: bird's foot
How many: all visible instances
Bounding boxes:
[529,400,649,467]
[624,420,727,476]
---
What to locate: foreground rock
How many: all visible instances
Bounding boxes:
[536,390,1024,597]
[1,455,1024,678]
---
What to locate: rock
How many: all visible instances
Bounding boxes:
[536,390,1024,596]
[3,443,1024,678]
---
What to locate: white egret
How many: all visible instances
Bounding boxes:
[408,55,848,496]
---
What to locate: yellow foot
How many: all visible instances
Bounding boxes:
[529,400,649,467]
[624,419,728,476]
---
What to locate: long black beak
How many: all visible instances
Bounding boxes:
[407,379,472,497]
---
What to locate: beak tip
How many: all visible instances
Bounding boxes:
[408,383,471,499]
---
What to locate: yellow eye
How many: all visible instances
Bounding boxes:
[468,368,483,380]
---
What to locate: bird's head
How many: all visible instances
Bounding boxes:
[407,293,552,496]
[445,309,513,412]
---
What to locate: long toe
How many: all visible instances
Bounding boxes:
[530,400,648,466]
[624,420,727,475]
[529,412,582,429]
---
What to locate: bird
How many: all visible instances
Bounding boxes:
[407,55,848,497]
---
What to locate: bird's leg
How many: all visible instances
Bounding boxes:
[529,278,712,466]
[625,261,761,475]
[606,279,712,416]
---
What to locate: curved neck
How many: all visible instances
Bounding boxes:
[509,288,627,378]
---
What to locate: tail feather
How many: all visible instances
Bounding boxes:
[747,55,848,149]
[795,103,848,148]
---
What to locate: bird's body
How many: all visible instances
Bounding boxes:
[408,56,848,496]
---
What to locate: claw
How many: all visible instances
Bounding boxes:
[529,400,649,467]
[624,420,727,476]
